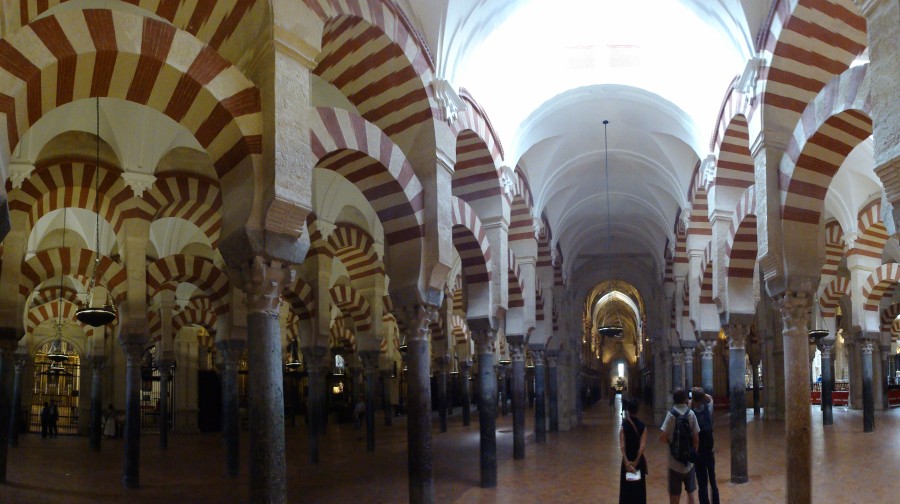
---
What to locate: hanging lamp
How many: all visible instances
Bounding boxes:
[47,194,72,363]
[597,120,624,338]
[76,98,117,327]
[285,338,303,370]
[808,295,828,341]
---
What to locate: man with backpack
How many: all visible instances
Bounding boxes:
[660,387,700,503]
[691,387,719,504]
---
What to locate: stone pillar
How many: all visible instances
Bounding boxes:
[89,356,107,452]
[301,347,326,464]
[747,343,761,417]
[404,305,439,504]
[726,322,750,484]
[508,337,526,460]
[359,351,379,452]
[0,335,16,482]
[459,359,472,427]
[9,353,26,448]
[157,357,173,449]
[218,340,244,477]
[473,328,497,488]
[820,340,834,426]
[379,370,393,426]
[861,340,875,433]
[671,349,684,391]
[777,293,812,504]
[532,346,547,443]
[498,365,508,417]
[881,344,891,411]
[436,355,449,433]
[547,350,559,433]
[122,342,144,488]
[683,348,694,391]
[242,257,294,504]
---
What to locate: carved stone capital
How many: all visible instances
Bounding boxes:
[473,329,496,355]
[819,343,832,360]
[682,351,694,366]
[726,324,751,350]
[530,346,546,366]
[671,351,684,366]
[509,341,526,362]
[776,292,812,337]
[122,341,144,364]
[699,339,716,359]
[121,171,157,198]
[860,341,874,356]
[8,161,35,189]
[241,256,296,316]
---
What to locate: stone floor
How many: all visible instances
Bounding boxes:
[4,400,900,503]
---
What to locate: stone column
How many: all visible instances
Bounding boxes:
[89,356,107,452]
[498,365,508,417]
[242,257,294,504]
[547,350,559,433]
[218,340,244,477]
[881,345,891,411]
[474,328,498,488]
[532,346,547,443]
[671,349,684,391]
[747,343,761,417]
[508,337,526,460]
[0,335,16,482]
[9,353,26,448]
[122,342,144,489]
[820,340,834,426]
[777,293,812,504]
[359,351,379,452]
[379,370,393,426]
[404,305,439,504]
[861,340,875,433]
[459,359,472,426]
[683,348,694,391]
[726,322,750,484]
[301,346,326,464]
[157,356,173,449]
[436,355,450,433]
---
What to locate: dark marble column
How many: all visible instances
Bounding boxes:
[301,347,326,464]
[404,305,439,504]
[157,356,173,449]
[474,328,497,488]
[532,346,546,444]
[820,340,834,426]
[683,347,694,390]
[726,322,750,484]
[498,365,508,417]
[881,344,890,411]
[0,335,16,482]
[379,370,393,426]
[671,349,684,392]
[700,340,715,396]
[547,350,559,433]
[219,340,244,477]
[9,353,26,448]
[359,351,379,452]
[777,293,812,504]
[861,340,875,433]
[459,359,472,427]
[243,257,294,504]
[122,341,144,489]
[436,355,449,432]
[89,356,107,452]
[508,337,526,460]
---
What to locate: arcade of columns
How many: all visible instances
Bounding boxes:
[0,1,897,504]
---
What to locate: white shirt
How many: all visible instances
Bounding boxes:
[660,404,700,473]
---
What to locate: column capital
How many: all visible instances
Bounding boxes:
[861,341,874,356]
[775,291,812,336]
[671,351,684,366]
[682,351,694,366]
[726,323,751,350]
[241,256,296,316]
[699,339,716,359]
[530,345,546,366]
[546,349,559,367]
[508,340,526,362]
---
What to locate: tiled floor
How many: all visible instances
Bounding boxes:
[4,400,900,503]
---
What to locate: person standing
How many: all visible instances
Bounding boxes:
[619,398,647,504]
[660,388,700,504]
[691,387,719,504]
[40,402,50,439]
[49,400,59,438]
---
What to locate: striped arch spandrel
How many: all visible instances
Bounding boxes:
[0,8,264,263]
[145,254,230,315]
[723,185,759,315]
[19,247,126,306]
[450,196,493,320]
[779,65,873,280]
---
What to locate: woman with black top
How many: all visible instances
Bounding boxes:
[619,398,647,504]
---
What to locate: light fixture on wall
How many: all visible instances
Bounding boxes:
[597,120,624,338]
[76,97,117,327]
[808,295,828,341]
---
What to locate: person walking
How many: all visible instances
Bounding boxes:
[691,387,719,504]
[619,398,647,504]
[660,388,700,504]
[40,402,50,439]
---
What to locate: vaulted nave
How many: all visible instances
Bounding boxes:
[0,1,897,503]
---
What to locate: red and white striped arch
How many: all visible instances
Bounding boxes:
[310,107,424,245]
[452,129,501,205]
[451,196,492,287]
[326,222,384,283]
[780,66,872,225]
[536,288,544,322]
[554,243,565,287]
[849,199,889,260]
[29,284,79,308]
[863,264,900,312]
[429,314,444,342]
[20,248,126,303]
[143,173,223,248]
[145,254,229,313]
[674,220,688,266]
[453,90,503,164]
[509,166,535,243]
[450,314,469,346]
[284,276,315,322]
[172,296,217,337]
[536,215,553,268]
[699,241,714,304]
[757,0,866,137]
[713,114,754,192]
[307,0,436,142]
[820,276,850,318]
[0,9,262,180]
[329,316,356,353]
[26,299,86,335]
[451,275,466,318]
[10,160,131,233]
[330,283,372,334]
[508,249,524,309]
[821,219,846,279]
[880,303,900,334]
[11,1,260,51]
[687,164,711,237]
[725,186,757,279]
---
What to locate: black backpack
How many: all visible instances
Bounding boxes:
[669,408,693,464]
[694,405,714,454]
